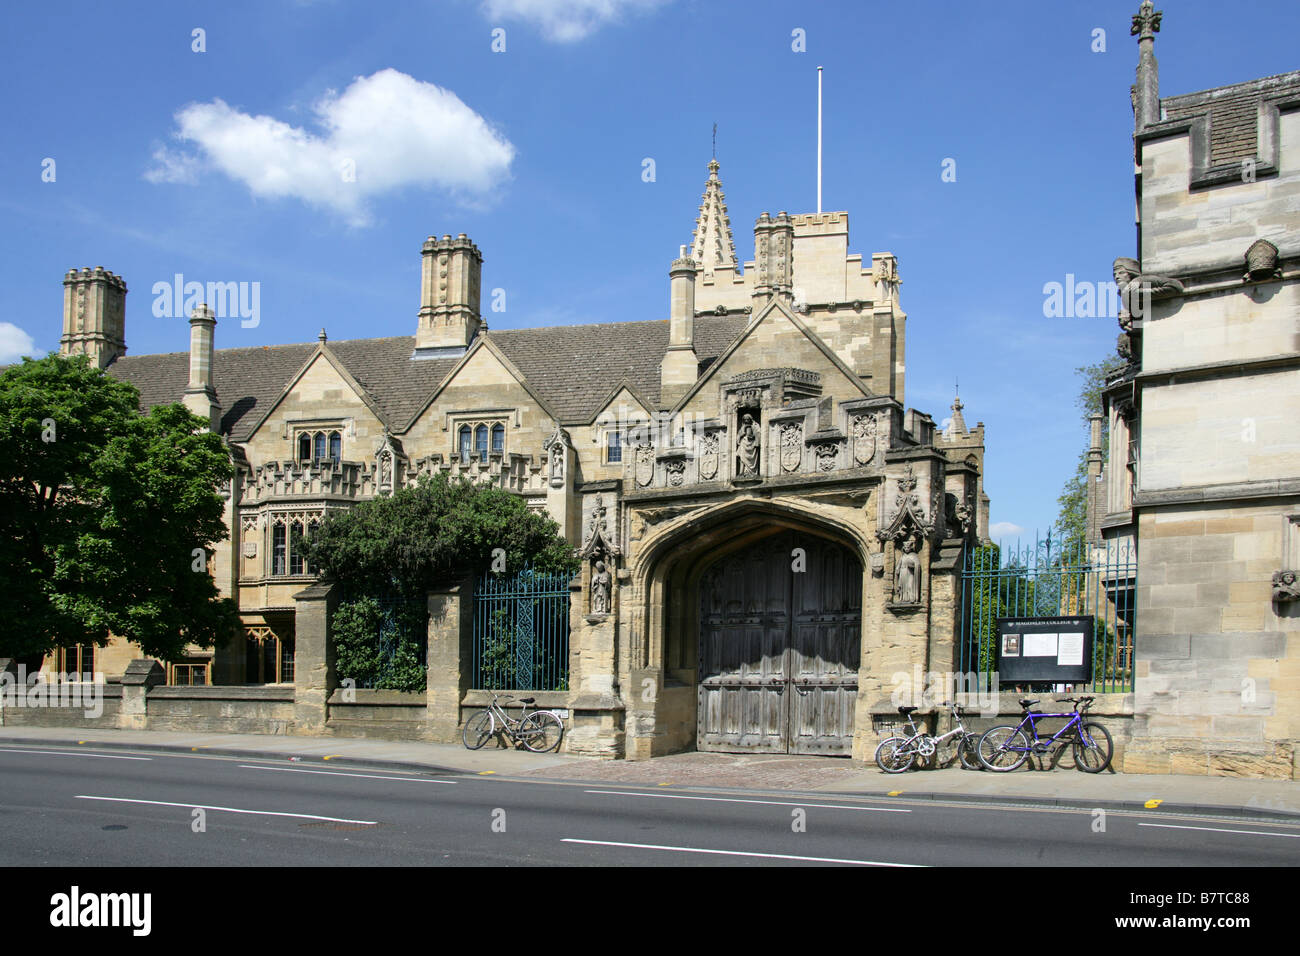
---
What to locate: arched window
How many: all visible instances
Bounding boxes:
[459,426,472,460]
[475,424,488,459]
[491,423,505,454]
[313,432,326,461]
[272,523,286,576]
[328,431,341,463]
[289,521,304,575]
[298,433,312,462]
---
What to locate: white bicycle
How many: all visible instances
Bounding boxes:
[462,692,564,753]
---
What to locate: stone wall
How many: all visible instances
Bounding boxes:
[1129,501,1299,778]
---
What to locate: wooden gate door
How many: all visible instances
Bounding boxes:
[697,533,861,754]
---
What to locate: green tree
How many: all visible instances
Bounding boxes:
[300,471,579,597]
[0,354,240,661]
[302,472,579,690]
[331,595,427,692]
[1055,358,1124,556]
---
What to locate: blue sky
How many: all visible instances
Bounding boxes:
[2,0,1297,540]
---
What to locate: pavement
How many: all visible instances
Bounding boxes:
[2,725,1297,823]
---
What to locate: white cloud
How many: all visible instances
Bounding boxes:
[147,69,515,226]
[143,145,200,184]
[0,323,37,363]
[482,0,670,42]
[989,521,1026,540]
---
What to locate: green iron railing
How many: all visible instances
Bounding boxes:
[959,532,1137,694]
[472,567,572,691]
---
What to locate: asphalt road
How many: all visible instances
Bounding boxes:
[0,745,1296,867]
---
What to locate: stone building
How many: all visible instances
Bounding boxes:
[41,157,991,760]
[1088,3,1300,777]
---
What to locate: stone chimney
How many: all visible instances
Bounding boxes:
[183,304,221,432]
[661,248,698,408]
[416,233,483,357]
[60,266,127,369]
[1132,1,1163,129]
[752,211,794,307]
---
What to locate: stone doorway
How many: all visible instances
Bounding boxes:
[696,531,861,754]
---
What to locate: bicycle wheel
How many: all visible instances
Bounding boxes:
[874,736,916,773]
[1073,721,1113,773]
[462,710,494,750]
[519,712,564,753]
[958,733,983,771]
[978,726,1029,772]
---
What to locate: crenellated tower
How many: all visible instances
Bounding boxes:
[60,266,127,369]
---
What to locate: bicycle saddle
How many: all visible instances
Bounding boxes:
[520,697,536,704]
[897,705,919,715]
[1019,699,1039,708]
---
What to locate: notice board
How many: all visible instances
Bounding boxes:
[995,616,1093,684]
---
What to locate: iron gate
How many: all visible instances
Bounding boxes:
[472,567,571,691]
[959,533,1137,693]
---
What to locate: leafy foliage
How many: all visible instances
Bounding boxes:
[332,595,427,692]
[0,354,240,660]
[301,471,579,597]
[1056,358,1124,554]
[302,472,578,688]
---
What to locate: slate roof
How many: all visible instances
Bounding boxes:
[104,314,749,441]
[1160,70,1300,167]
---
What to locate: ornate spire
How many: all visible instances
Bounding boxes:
[946,393,968,438]
[1131,1,1162,129]
[690,158,738,276]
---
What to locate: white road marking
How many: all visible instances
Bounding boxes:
[584,790,910,812]
[238,764,455,784]
[0,748,151,761]
[562,838,921,866]
[75,795,377,825]
[1139,822,1299,838]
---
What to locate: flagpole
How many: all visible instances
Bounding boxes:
[817,66,824,214]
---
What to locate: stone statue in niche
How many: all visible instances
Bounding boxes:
[735,413,761,478]
[549,442,563,482]
[591,560,612,614]
[1273,570,1299,603]
[894,537,921,604]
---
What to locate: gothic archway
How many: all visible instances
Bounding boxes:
[696,531,861,754]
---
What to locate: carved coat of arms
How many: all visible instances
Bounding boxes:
[699,432,719,480]
[780,422,802,473]
[635,444,654,487]
[852,414,877,466]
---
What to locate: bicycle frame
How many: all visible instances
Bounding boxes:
[897,705,973,754]
[1003,707,1087,753]
[485,694,537,739]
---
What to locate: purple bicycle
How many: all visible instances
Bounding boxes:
[977,696,1113,773]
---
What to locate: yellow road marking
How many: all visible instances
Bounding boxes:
[323,755,341,760]
[888,790,904,796]
[479,770,495,775]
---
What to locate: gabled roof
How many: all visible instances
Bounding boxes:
[483,315,744,422]
[105,314,749,441]
[106,337,459,442]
